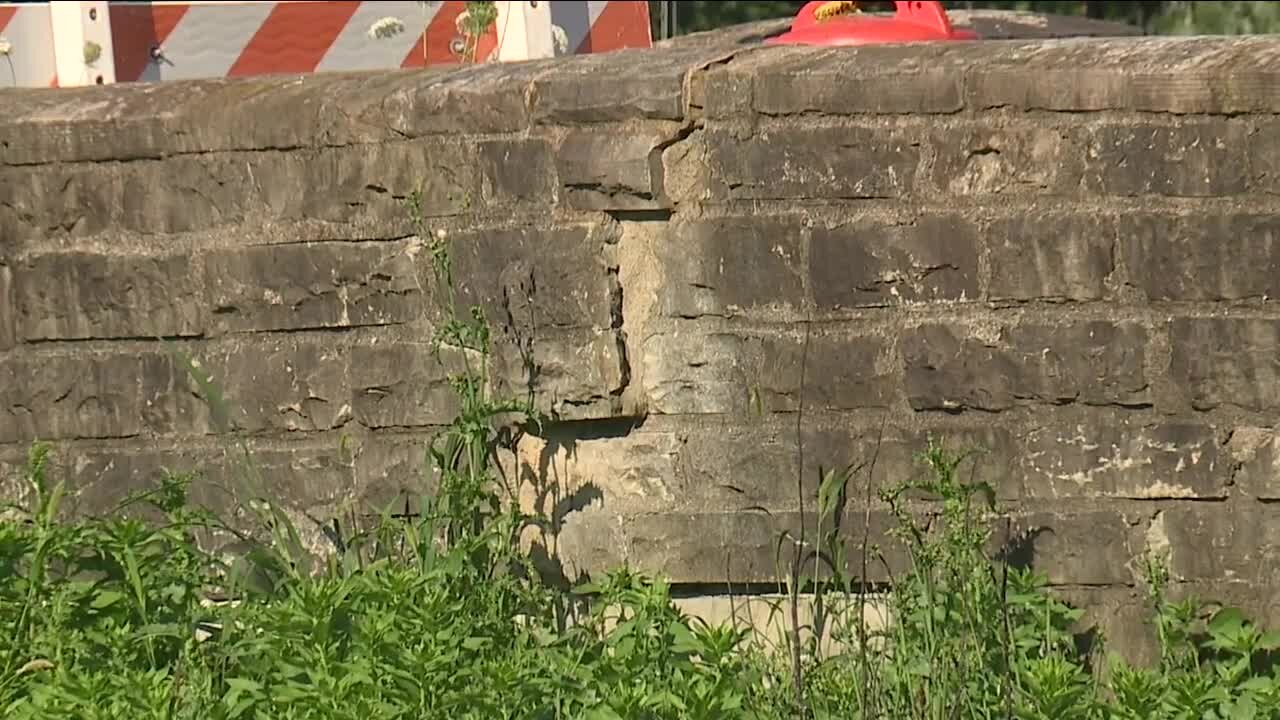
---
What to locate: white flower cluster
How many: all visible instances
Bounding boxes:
[551,24,569,56]
[0,36,11,57]
[368,16,407,40]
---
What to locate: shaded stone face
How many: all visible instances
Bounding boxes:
[3,30,1280,659]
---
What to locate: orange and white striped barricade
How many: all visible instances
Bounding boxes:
[0,1,653,88]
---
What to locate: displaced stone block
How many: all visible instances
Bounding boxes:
[1083,124,1247,197]
[15,251,204,341]
[199,338,350,433]
[660,216,806,319]
[903,322,1150,412]
[1168,318,1280,412]
[1162,505,1280,582]
[0,353,147,442]
[349,342,460,429]
[701,127,918,201]
[810,214,979,309]
[642,329,894,415]
[555,125,678,210]
[930,124,1079,195]
[1020,422,1223,499]
[205,241,421,334]
[987,214,1115,302]
[1119,213,1280,301]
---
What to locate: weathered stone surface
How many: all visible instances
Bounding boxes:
[41,439,358,522]
[1168,318,1280,412]
[1,139,493,242]
[701,47,964,117]
[446,221,627,419]
[60,447,200,515]
[1012,510,1137,586]
[698,127,919,201]
[0,263,14,351]
[1021,422,1223,499]
[8,32,1280,645]
[138,351,215,436]
[804,423,1023,501]
[679,426,803,510]
[0,66,542,166]
[967,37,1280,114]
[987,213,1115,301]
[352,432,442,515]
[0,353,148,442]
[1083,124,1248,197]
[776,329,900,413]
[0,158,250,240]
[15,252,204,341]
[515,428,682,516]
[201,339,350,433]
[1162,505,1280,582]
[493,327,629,420]
[558,506,1120,586]
[383,63,542,136]
[349,342,460,429]
[554,124,679,210]
[660,216,806,318]
[576,510,906,585]
[1053,587,1156,664]
[642,329,894,415]
[531,46,705,124]
[810,214,979,309]
[251,141,477,226]
[1119,213,1280,301]
[205,241,421,334]
[478,138,559,206]
[450,222,618,333]
[1253,120,1280,194]
[930,123,1078,195]
[1230,427,1280,500]
[903,322,1150,412]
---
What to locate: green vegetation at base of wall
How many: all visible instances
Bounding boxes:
[5,441,1280,719]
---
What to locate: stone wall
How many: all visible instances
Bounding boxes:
[3,33,1280,652]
